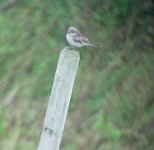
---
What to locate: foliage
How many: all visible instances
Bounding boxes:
[0,0,154,150]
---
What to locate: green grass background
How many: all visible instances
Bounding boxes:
[0,0,154,150]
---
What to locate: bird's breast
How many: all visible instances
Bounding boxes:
[66,34,82,47]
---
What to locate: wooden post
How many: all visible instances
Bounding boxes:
[38,47,80,150]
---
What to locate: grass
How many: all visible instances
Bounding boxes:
[0,0,154,149]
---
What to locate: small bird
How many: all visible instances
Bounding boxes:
[66,26,102,48]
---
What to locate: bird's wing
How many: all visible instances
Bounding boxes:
[72,32,89,44]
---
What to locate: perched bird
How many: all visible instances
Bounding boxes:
[66,26,102,48]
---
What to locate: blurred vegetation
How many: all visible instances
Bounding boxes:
[0,0,154,150]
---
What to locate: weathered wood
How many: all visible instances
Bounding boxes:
[38,47,80,150]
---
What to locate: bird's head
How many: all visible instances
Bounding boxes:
[67,27,78,34]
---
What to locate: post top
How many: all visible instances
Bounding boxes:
[60,47,80,59]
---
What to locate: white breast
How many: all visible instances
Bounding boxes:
[66,34,82,48]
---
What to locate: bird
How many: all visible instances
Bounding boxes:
[66,26,102,48]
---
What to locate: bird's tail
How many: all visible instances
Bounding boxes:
[87,43,102,47]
